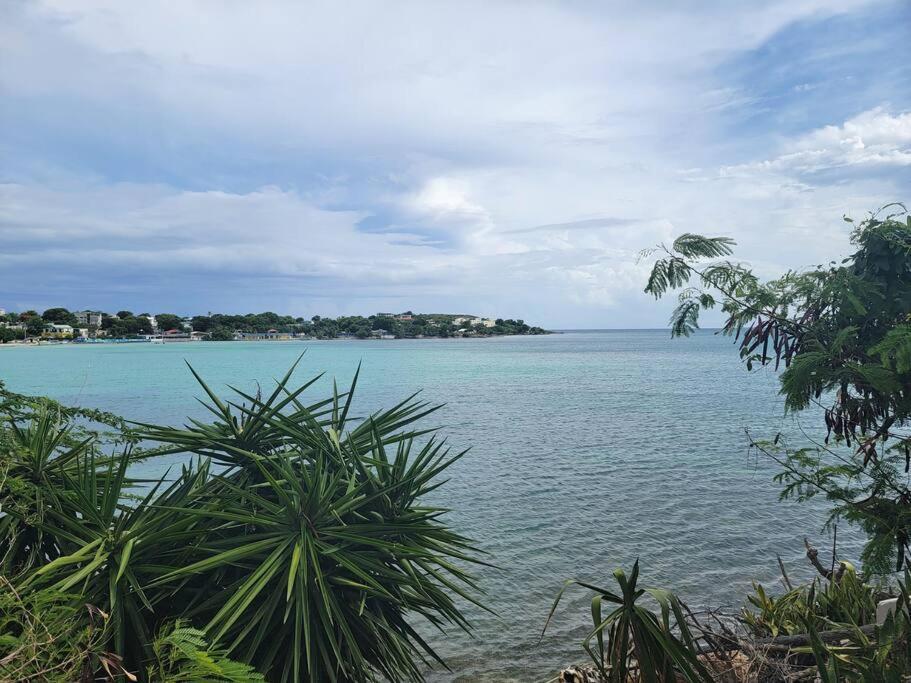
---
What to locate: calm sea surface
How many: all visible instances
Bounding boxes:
[0,331,862,681]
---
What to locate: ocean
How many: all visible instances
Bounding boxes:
[0,330,861,681]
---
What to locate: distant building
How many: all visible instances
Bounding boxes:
[234,330,291,341]
[161,329,193,342]
[393,313,413,322]
[453,316,494,327]
[43,323,74,338]
[370,329,396,339]
[75,311,103,327]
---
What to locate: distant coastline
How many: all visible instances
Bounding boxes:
[0,308,550,344]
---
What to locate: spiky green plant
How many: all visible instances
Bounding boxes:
[741,563,877,638]
[0,408,143,576]
[141,360,485,682]
[544,560,713,682]
[20,451,212,668]
[2,358,484,682]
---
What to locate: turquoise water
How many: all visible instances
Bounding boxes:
[0,331,861,681]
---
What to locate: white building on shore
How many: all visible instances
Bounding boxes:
[453,316,496,328]
[75,310,103,327]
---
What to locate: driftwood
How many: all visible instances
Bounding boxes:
[804,537,846,582]
[754,623,875,648]
[685,623,877,656]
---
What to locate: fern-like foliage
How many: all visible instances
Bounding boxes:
[671,233,736,259]
[147,620,265,682]
[871,323,911,374]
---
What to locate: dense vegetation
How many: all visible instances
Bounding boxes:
[8,205,908,681]
[187,311,546,339]
[0,361,483,681]
[302,313,547,339]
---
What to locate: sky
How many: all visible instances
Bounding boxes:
[1,0,909,328]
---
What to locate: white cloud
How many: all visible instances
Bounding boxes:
[721,108,911,176]
[406,178,488,224]
[1,183,436,281]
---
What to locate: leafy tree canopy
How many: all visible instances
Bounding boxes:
[644,204,911,573]
[154,313,184,331]
[41,307,77,325]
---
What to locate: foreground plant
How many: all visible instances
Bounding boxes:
[742,562,876,638]
[545,560,713,682]
[0,578,131,682]
[802,569,911,682]
[1,359,483,681]
[145,620,264,682]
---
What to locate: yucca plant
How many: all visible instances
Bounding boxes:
[0,408,142,576]
[20,451,212,668]
[2,359,484,681]
[545,560,713,682]
[142,360,485,682]
[0,409,92,575]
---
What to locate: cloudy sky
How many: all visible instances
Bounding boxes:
[2,0,909,327]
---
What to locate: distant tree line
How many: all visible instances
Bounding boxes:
[297,313,548,339]
[0,308,549,342]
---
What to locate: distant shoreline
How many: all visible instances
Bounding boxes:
[0,332,562,348]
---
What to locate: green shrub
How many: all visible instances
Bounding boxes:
[801,570,911,682]
[742,563,876,638]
